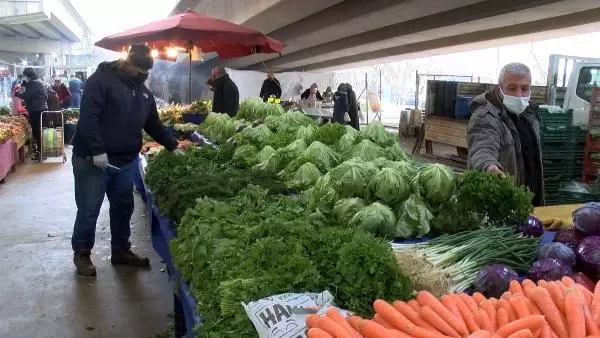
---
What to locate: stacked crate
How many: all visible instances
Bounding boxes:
[582,87,600,182]
[539,106,586,205]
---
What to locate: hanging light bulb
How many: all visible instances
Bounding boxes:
[150,49,159,58]
[166,47,179,59]
[119,49,128,60]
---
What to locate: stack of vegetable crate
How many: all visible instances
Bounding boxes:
[539,106,586,205]
[582,87,600,182]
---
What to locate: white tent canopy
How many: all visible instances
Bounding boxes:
[225,68,335,102]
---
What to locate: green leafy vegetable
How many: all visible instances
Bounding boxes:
[296,125,316,141]
[289,162,322,190]
[239,124,273,147]
[338,132,358,154]
[328,158,378,199]
[359,122,396,147]
[312,123,347,146]
[232,144,258,166]
[349,202,397,238]
[299,141,341,173]
[332,197,366,225]
[256,145,276,163]
[415,163,455,206]
[368,167,410,206]
[347,139,386,161]
[395,194,434,238]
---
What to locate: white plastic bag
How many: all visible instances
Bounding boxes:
[242,291,349,338]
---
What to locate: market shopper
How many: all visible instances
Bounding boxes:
[345,83,360,130]
[69,74,83,108]
[71,44,183,278]
[259,72,282,102]
[15,67,48,160]
[53,77,72,109]
[301,83,323,101]
[467,62,544,206]
[332,83,349,124]
[211,66,239,117]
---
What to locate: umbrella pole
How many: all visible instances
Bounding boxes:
[188,50,192,104]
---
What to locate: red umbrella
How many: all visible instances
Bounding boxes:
[94,8,285,101]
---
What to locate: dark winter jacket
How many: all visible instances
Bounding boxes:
[72,60,177,166]
[260,78,282,101]
[15,77,48,112]
[332,90,349,124]
[301,89,323,101]
[212,74,239,117]
[346,85,359,130]
[46,85,61,111]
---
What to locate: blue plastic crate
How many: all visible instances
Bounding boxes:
[454,96,472,120]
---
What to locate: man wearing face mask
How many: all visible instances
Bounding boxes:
[467,62,544,206]
[70,44,183,277]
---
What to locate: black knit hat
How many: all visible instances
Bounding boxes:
[127,44,153,71]
[23,67,36,77]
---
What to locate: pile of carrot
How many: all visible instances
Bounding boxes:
[305,277,600,338]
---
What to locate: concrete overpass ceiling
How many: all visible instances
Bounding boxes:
[295,5,600,71]
[173,0,600,71]
[265,0,587,70]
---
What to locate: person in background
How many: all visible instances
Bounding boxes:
[11,83,26,116]
[467,62,544,206]
[345,83,360,130]
[45,83,61,112]
[332,83,349,124]
[53,77,72,109]
[11,75,23,91]
[70,44,184,278]
[301,83,323,101]
[259,72,282,102]
[206,77,215,92]
[15,67,48,160]
[211,66,239,117]
[69,74,84,108]
[322,86,334,103]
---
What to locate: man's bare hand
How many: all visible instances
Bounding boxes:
[486,164,503,174]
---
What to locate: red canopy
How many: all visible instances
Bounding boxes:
[94,9,284,59]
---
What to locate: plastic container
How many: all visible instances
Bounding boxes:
[454,96,472,120]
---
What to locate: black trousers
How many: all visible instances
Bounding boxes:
[28,110,43,150]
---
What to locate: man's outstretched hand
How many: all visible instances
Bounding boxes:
[486,164,503,174]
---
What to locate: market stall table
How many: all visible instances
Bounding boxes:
[0,139,17,182]
[302,107,333,119]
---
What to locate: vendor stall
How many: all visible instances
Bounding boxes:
[0,115,31,181]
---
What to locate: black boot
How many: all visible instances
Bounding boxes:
[111,249,150,267]
[74,252,97,278]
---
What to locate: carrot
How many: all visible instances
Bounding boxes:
[592,281,600,323]
[542,282,565,313]
[522,279,536,289]
[509,296,531,319]
[358,319,392,338]
[538,279,548,287]
[539,324,554,338]
[455,293,480,333]
[473,292,486,304]
[561,276,576,287]
[346,316,363,333]
[407,299,421,313]
[495,315,545,337]
[392,300,438,332]
[497,308,509,329]
[565,288,586,338]
[468,330,493,338]
[373,313,392,329]
[510,280,525,296]
[529,287,568,338]
[576,284,593,307]
[372,300,449,338]
[501,292,512,300]
[480,300,497,331]
[307,314,320,328]
[308,328,334,338]
[326,308,361,338]
[316,315,353,338]
[497,299,516,322]
[388,329,412,338]
[421,305,460,337]
[583,300,600,336]
[474,310,494,333]
[506,329,533,338]
[417,291,468,335]
[460,293,479,315]
[441,295,461,319]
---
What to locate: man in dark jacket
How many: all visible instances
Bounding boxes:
[211,66,239,117]
[467,62,544,206]
[70,44,182,277]
[15,67,48,159]
[259,72,282,102]
[332,83,349,124]
[345,83,360,130]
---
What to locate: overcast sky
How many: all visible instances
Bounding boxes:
[70,0,178,39]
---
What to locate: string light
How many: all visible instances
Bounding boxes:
[166,47,179,59]
[150,49,159,58]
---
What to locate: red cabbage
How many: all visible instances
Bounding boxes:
[519,215,543,237]
[573,202,600,235]
[528,258,573,282]
[576,235,600,282]
[474,264,519,298]
[573,272,596,292]
[537,243,576,266]
[553,229,583,253]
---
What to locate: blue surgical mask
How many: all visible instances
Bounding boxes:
[500,88,530,115]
